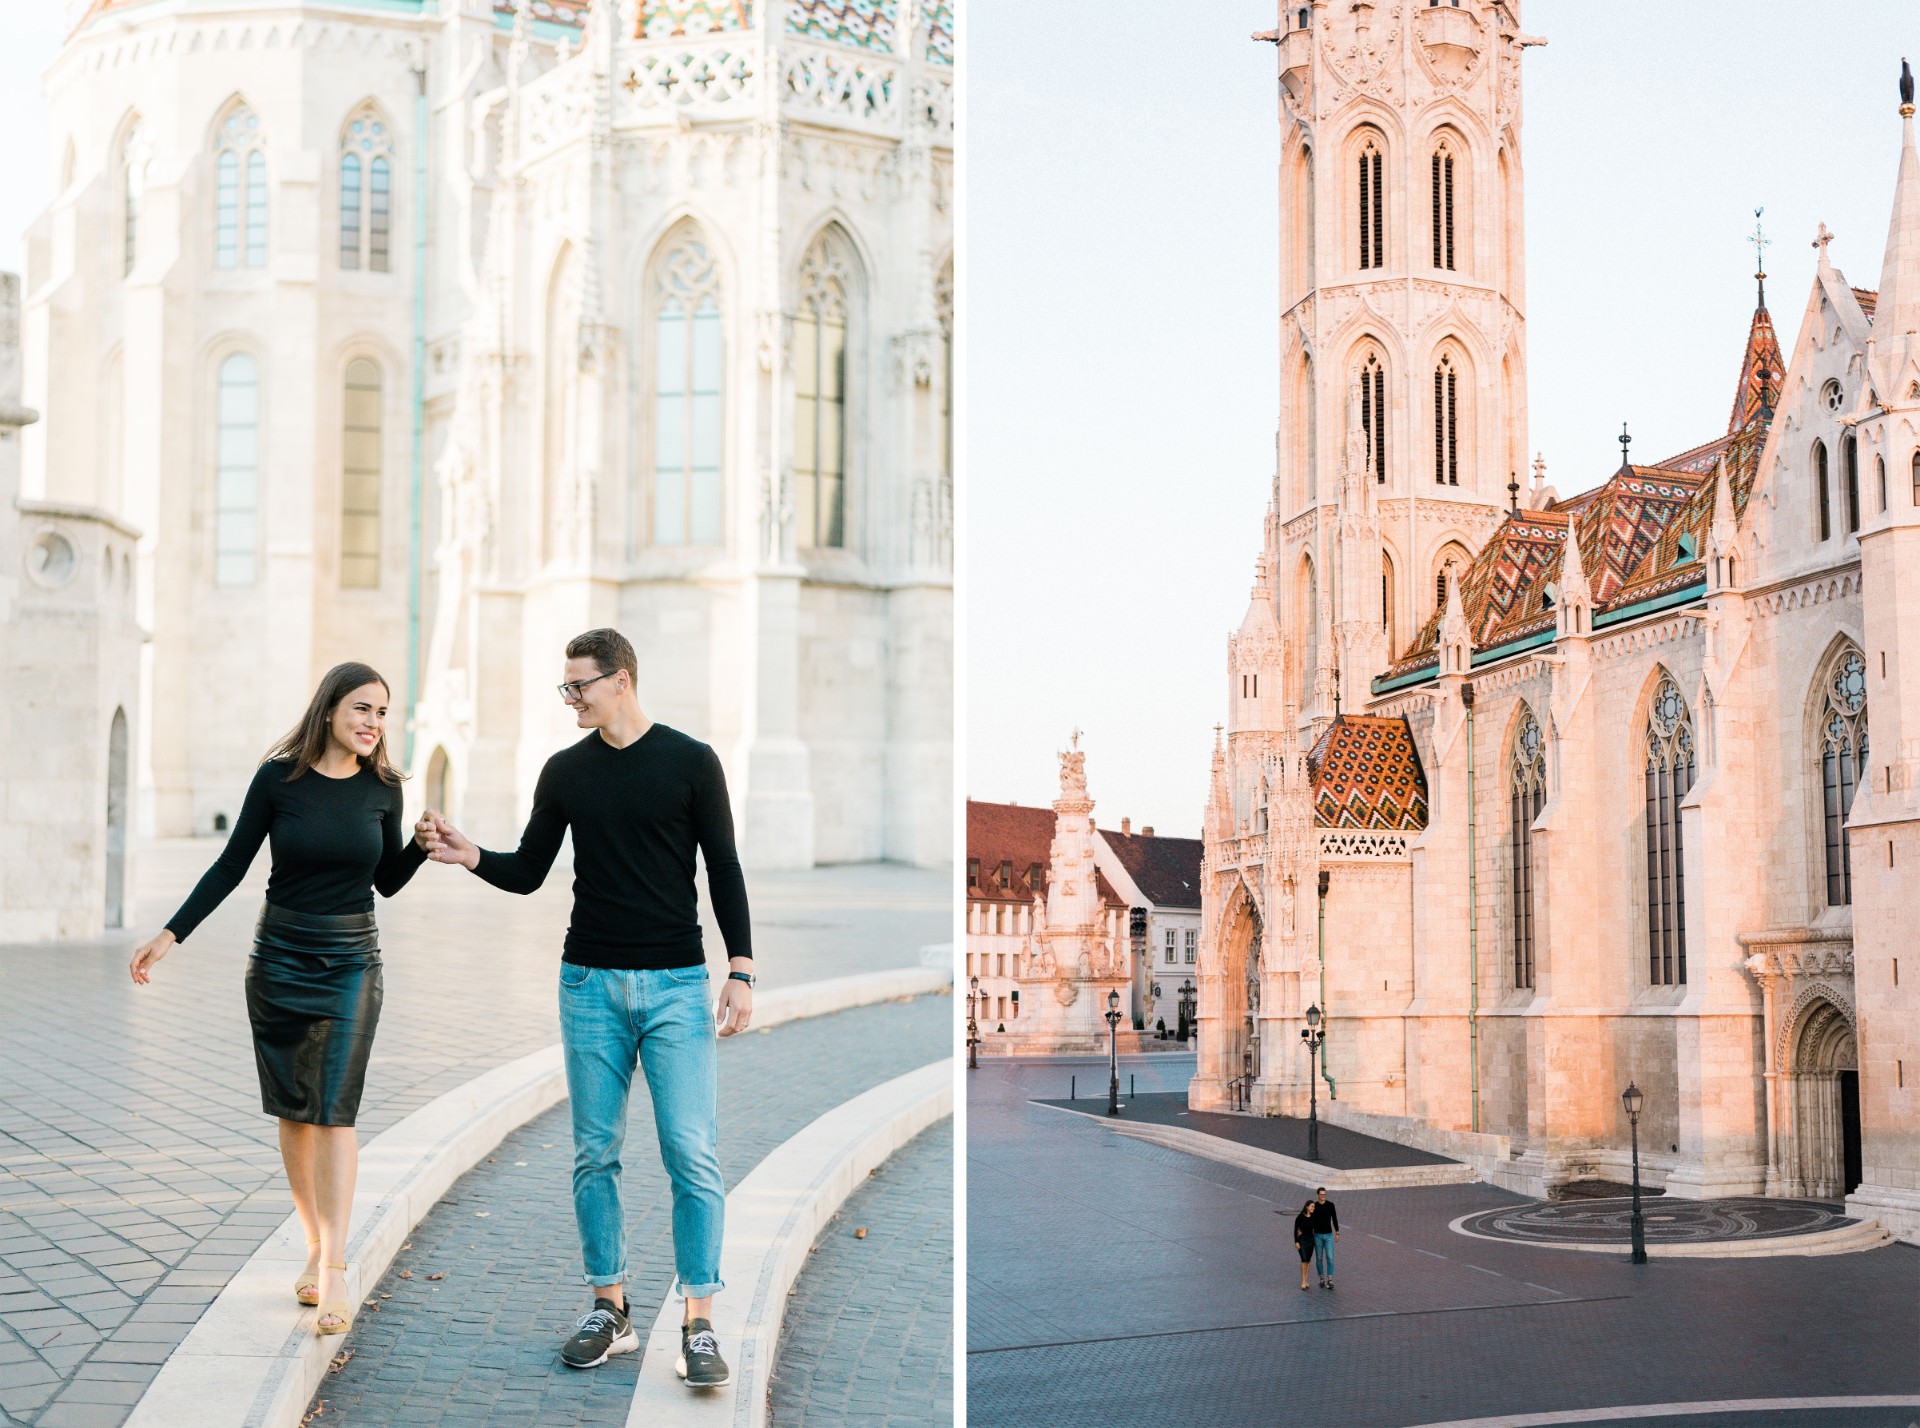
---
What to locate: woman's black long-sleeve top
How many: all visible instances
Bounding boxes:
[164,760,428,943]
[1293,1213,1316,1254]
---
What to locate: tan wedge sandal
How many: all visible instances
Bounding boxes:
[315,1262,353,1336]
[295,1239,320,1307]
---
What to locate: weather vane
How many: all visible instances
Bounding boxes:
[1750,207,1769,305]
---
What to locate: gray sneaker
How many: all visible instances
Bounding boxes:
[677,1317,730,1388]
[561,1298,638,1369]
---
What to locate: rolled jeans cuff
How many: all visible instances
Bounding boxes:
[676,1277,725,1300]
[581,1265,627,1289]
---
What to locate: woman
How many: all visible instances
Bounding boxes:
[1293,1199,1317,1291]
[128,663,428,1336]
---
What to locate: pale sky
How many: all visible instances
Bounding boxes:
[966,0,1920,838]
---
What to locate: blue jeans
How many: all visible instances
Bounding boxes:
[1314,1233,1336,1279]
[557,961,725,1299]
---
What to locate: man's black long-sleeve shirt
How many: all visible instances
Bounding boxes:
[471,724,752,969]
[1309,1199,1340,1235]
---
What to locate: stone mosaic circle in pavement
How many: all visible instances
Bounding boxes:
[1455,1197,1856,1246]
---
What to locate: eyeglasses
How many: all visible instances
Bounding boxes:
[557,671,618,703]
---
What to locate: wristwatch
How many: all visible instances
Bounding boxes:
[728,970,756,987]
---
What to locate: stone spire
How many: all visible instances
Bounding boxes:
[1877,60,1920,337]
[1707,457,1739,594]
[1438,565,1470,676]
[1556,520,1592,638]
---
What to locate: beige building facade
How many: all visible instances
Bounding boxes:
[1197,0,1920,1244]
[20,0,953,868]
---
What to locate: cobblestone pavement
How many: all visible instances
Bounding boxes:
[0,839,946,1427]
[768,1118,952,1427]
[1039,1090,1457,1168]
[968,1055,1920,1428]
[306,994,950,1426]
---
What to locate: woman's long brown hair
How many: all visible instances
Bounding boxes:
[264,662,406,785]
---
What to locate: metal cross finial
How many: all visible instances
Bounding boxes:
[1813,222,1836,264]
[1508,471,1520,513]
[1619,422,1631,470]
[1750,208,1769,306]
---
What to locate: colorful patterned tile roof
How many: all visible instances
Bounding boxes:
[921,0,953,63]
[639,0,751,36]
[1854,286,1879,320]
[788,0,897,50]
[1726,302,1785,433]
[1308,716,1430,830]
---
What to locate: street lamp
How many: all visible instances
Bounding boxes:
[1150,981,1162,1037]
[967,976,980,1071]
[1179,978,1196,1044]
[1105,989,1123,1116]
[1622,1080,1648,1264]
[1300,1003,1325,1162]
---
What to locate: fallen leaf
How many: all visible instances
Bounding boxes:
[327,1350,354,1375]
[401,1243,412,1251]
[379,1294,392,1300]
[488,1158,496,1163]
[426,1273,445,1281]
[397,1270,413,1279]
[854,1227,868,1239]
[475,1212,490,1218]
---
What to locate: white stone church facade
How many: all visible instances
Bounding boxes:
[1197,0,1920,1243]
[19,0,953,868]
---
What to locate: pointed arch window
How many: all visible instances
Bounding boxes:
[1360,353,1387,484]
[339,107,393,273]
[1913,450,1920,508]
[1357,135,1384,270]
[1877,454,1888,513]
[1302,557,1319,702]
[1819,647,1869,906]
[341,359,382,587]
[1431,138,1456,271]
[936,255,954,484]
[1381,550,1395,651]
[1644,674,1694,986]
[122,120,149,279]
[653,232,724,547]
[214,106,267,269]
[214,353,260,588]
[1843,433,1861,534]
[1433,354,1459,485]
[1509,708,1545,989]
[795,229,855,549]
[1814,440,1831,541]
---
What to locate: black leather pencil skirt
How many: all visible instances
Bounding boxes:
[245,902,383,1127]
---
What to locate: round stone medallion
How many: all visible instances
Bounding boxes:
[1454,1196,1852,1247]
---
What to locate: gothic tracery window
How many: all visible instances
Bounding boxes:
[1819,647,1869,907]
[652,231,724,547]
[214,105,267,270]
[1357,134,1384,270]
[339,106,393,273]
[1433,353,1459,485]
[1360,352,1387,483]
[1509,707,1545,989]
[1814,440,1831,541]
[1431,138,1456,271]
[1643,674,1694,986]
[122,119,148,279]
[215,352,260,588]
[795,228,856,549]
[340,358,382,588]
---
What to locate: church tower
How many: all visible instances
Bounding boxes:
[1268,0,1539,721]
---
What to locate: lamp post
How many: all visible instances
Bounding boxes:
[1622,1080,1648,1264]
[1178,979,1196,1044]
[967,976,980,1071]
[1300,1004,1325,1162]
[1150,981,1162,1037]
[1105,989,1123,1116]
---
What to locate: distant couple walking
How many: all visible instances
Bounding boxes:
[127,628,752,1386]
[1291,1187,1340,1291]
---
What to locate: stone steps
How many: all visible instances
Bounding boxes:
[1082,1113,1479,1191]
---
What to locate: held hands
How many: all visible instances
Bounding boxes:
[414,810,480,869]
[714,963,753,1037]
[129,929,176,985]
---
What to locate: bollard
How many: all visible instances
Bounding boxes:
[1130,1074,1135,1099]
[1071,1075,1076,1101]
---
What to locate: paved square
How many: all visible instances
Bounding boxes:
[967,1054,1920,1428]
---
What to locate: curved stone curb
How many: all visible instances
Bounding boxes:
[1404,1395,1920,1427]
[623,1059,954,1428]
[123,964,952,1428]
[1037,1103,1478,1191]
[1445,1208,1895,1258]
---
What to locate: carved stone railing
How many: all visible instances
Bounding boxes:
[615,39,761,125]
[1317,829,1411,861]
[781,39,900,134]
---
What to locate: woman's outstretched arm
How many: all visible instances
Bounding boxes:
[162,763,279,943]
[373,780,430,898]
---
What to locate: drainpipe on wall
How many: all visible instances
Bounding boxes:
[1463,679,1480,1133]
[406,62,429,768]
[1317,869,1336,1100]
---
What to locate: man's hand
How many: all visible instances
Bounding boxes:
[715,962,753,1037]
[427,814,481,870]
[414,810,443,855]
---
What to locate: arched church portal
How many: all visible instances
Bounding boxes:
[1788,996,1861,1199]
[1218,884,1264,1093]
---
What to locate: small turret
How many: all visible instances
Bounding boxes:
[1707,459,1740,594]
[1438,568,1471,676]
[1556,521,1593,638]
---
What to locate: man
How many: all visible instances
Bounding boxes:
[1310,1186,1340,1290]
[417,628,752,1387]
